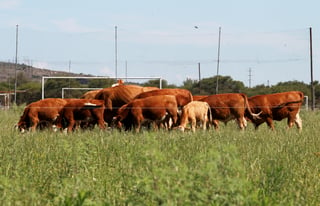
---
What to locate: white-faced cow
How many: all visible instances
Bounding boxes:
[246,91,304,131]
[200,93,261,130]
[192,95,208,101]
[177,101,212,132]
[94,84,159,126]
[56,99,106,133]
[113,95,178,132]
[134,88,193,126]
[17,98,68,132]
[134,88,193,109]
[81,89,102,99]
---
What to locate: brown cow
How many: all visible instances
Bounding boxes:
[134,88,193,108]
[134,88,193,127]
[246,91,304,130]
[177,101,212,132]
[94,84,159,125]
[201,93,261,130]
[17,98,68,132]
[113,95,178,132]
[56,99,106,133]
[192,95,208,101]
[111,79,124,87]
[81,89,102,99]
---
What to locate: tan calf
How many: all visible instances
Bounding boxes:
[178,101,212,132]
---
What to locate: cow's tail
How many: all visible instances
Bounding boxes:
[189,91,194,101]
[241,93,261,120]
[206,102,213,125]
[205,102,212,122]
[275,100,304,109]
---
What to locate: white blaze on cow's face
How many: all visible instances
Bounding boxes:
[63,128,68,134]
[112,116,122,129]
[177,125,185,132]
[16,122,27,133]
[52,125,58,132]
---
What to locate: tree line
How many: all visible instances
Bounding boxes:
[1,72,318,107]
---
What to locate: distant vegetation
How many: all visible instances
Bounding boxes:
[0,61,318,106]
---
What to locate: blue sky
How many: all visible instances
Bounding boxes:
[0,0,319,87]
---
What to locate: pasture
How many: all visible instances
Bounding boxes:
[1,107,320,205]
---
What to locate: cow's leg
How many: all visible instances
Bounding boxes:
[97,119,106,130]
[135,123,141,133]
[294,112,302,131]
[133,116,142,133]
[242,117,248,128]
[191,117,196,132]
[65,112,75,133]
[202,116,207,131]
[236,117,245,130]
[287,111,302,131]
[67,119,76,132]
[266,117,275,130]
[212,120,219,130]
[30,118,39,132]
[171,114,178,128]
[253,121,263,130]
[93,111,106,130]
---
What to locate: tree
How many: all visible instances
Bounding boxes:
[142,79,174,88]
[44,79,82,98]
[181,78,197,92]
[17,81,41,104]
[183,75,246,95]
[88,78,115,88]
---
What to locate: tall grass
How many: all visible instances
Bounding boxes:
[0,108,319,205]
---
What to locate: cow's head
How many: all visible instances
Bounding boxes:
[16,119,29,133]
[173,125,193,132]
[54,114,68,131]
[111,115,122,130]
[178,125,185,132]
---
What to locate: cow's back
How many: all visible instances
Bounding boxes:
[180,101,209,122]
[28,98,68,120]
[94,84,158,124]
[95,84,158,109]
[132,94,177,108]
[202,93,246,117]
[192,95,208,101]
[17,98,68,131]
[134,88,192,107]
[248,91,304,113]
[81,89,102,99]
[248,91,304,127]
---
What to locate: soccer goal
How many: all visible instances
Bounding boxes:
[41,76,163,99]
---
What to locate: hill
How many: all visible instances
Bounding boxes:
[0,61,93,83]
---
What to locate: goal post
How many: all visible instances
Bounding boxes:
[61,88,103,98]
[41,76,163,99]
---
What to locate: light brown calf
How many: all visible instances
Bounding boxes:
[177,101,212,132]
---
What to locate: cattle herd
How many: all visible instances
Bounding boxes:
[16,83,304,133]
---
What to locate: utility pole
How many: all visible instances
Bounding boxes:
[198,62,201,93]
[68,60,71,97]
[215,27,221,94]
[68,60,71,73]
[309,27,315,111]
[115,26,118,80]
[125,60,128,82]
[14,24,19,105]
[248,67,252,88]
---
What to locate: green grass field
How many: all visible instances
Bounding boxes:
[0,107,320,205]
